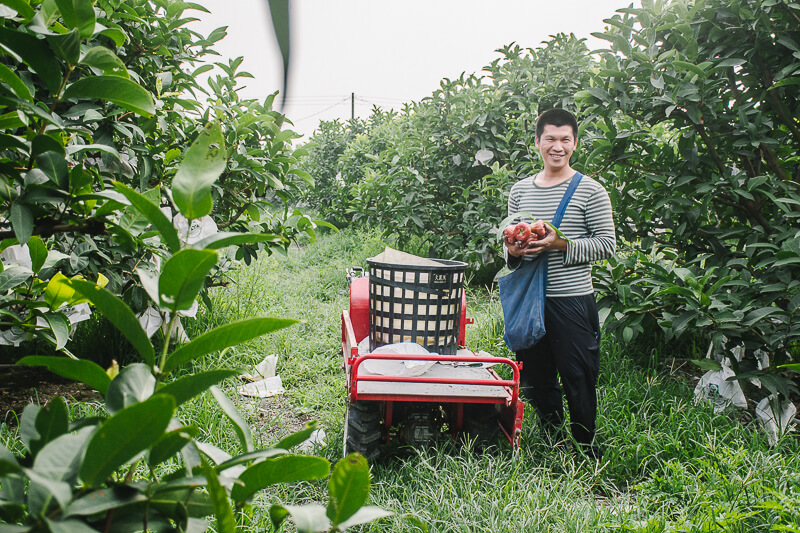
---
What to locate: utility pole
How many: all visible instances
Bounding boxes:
[351,92,355,121]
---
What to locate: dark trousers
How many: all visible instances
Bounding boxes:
[515,294,601,447]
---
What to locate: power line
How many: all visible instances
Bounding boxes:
[293,96,350,122]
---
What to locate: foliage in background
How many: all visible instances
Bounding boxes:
[300,0,799,404]
[583,0,800,403]
[0,0,319,358]
[301,34,592,281]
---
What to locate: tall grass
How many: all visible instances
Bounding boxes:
[185,227,799,532]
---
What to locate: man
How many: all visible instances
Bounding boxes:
[505,108,616,459]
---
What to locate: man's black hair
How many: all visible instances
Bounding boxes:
[535,108,578,140]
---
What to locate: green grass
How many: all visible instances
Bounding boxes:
[183,227,799,532]
[4,227,799,532]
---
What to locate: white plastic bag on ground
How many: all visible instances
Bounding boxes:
[755,395,797,446]
[62,304,92,326]
[295,429,327,453]
[0,327,28,346]
[242,355,278,382]
[173,213,218,245]
[693,361,747,413]
[138,306,163,338]
[238,376,284,398]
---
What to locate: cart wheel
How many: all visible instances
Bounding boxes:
[462,404,500,447]
[343,400,382,461]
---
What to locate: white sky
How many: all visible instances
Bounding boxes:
[191,0,632,140]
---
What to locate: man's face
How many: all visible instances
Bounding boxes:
[535,124,577,172]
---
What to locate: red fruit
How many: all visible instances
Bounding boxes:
[504,234,516,246]
[531,219,547,238]
[503,225,516,242]
[514,222,531,242]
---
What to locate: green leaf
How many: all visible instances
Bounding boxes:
[54,0,96,37]
[94,24,127,46]
[192,232,283,250]
[231,455,330,502]
[43,311,70,350]
[45,29,81,64]
[26,469,72,513]
[779,363,800,374]
[210,386,253,453]
[45,272,86,310]
[66,486,147,517]
[172,122,226,219]
[289,168,314,186]
[17,356,111,395]
[105,363,156,414]
[717,58,746,68]
[33,426,93,483]
[0,63,32,102]
[0,0,35,20]
[62,76,155,117]
[157,369,241,407]
[113,183,181,253]
[273,421,318,451]
[31,134,65,159]
[270,504,330,533]
[327,453,370,527]
[672,60,706,78]
[0,266,32,292]
[742,307,780,327]
[66,143,121,158]
[163,317,298,374]
[690,358,723,371]
[79,394,175,486]
[68,279,155,366]
[36,151,68,188]
[148,425,197,468]
[0,26,63,93]
[158,248,217,313]
[10,201,33,245]
[29,396,69,456]
[151,489,213,521]
[0,443,21,476]
[214,448,286,472]
[81,46,128,77]
[204,463,236,533]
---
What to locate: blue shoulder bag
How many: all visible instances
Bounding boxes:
[498,173,583,352]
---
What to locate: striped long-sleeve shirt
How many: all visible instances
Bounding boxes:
[506,172,616,297]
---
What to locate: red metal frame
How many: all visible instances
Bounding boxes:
[341,280,525,447]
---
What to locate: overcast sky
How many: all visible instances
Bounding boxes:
[192,1,632,140]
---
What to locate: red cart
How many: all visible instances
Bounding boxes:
[341,270,524,459]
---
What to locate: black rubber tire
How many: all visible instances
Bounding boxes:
[343,400,382,461]
[461,404,501,447]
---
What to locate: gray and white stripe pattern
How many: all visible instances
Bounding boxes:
[506,172,616,297]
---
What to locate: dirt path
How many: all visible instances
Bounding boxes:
[0,365,101,425]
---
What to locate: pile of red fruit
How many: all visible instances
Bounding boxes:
[503,220,547,247]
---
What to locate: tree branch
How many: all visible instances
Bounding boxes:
[0,220,106,241]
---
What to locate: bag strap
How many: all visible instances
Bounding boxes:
[551,172,583,228]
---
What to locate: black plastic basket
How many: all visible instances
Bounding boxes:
[367,258,467,355]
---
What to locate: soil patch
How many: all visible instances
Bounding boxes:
[0,365,101,425]
[253,395,314,445]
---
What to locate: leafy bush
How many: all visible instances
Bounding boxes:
[0,0,319,356]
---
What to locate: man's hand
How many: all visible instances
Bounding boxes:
[507,224,566,256]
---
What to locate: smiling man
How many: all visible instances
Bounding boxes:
[504,108,616,459]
